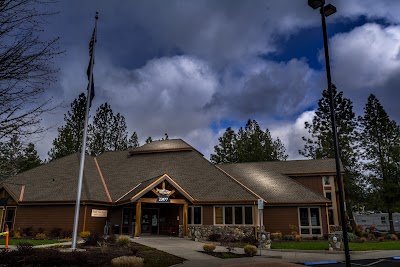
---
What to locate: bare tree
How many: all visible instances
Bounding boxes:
[0,0,62,139]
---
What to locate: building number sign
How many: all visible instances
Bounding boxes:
[157,195,170,203]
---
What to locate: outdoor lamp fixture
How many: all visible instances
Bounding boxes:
[307,1,351,267]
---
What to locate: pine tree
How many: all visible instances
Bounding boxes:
[359,94,400,233]
[210,127,238,164]
[88,103,128,155]
[299,85,362,227]
[111,113,128,151]
[128,132,140,149]
[0,136,41,178]
[88,103,114,155]
[145,137,153,144]
[211,119,287,164]
[19,143,41,173]
[48,94,86,160]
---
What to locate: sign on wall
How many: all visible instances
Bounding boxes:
[91,209,108,217]
[156,195,170,203]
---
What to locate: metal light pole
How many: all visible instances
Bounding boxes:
[308,1,351,266]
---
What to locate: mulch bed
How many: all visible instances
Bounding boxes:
[0,242,184,267]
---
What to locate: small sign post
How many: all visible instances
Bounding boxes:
[258,199,263,255]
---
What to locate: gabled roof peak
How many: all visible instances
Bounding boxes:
[129,139,203,156]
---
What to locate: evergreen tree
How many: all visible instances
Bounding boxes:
[48,94,86,160]
[299,85,362,227]
[359,94,400,233]
[88,103,128,155]
[128,132,140,149]
[19,143,41,173]
[0,136,41,178]
[88,103,114,155]
[210,127,238,164]
[145,137,153,144]
[211,119,287,164]
[111,113,128,151]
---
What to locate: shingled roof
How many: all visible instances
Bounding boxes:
[4,139,256,204]
[218,160,335,204]
[2,139,337,205]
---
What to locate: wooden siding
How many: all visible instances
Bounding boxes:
[263,206,298,235]
[202,205,213,225]
[291,176,323,195]
[14,205,108,234]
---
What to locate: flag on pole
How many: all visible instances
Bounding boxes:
[87,28,96,107]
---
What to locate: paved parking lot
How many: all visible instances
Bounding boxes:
[300,257,400,266]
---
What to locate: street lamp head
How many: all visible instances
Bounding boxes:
[308,0,325,9]
[323,4,337,17]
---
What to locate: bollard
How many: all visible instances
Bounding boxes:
[5,224,9,250]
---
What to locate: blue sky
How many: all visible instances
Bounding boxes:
[33,0,400,160]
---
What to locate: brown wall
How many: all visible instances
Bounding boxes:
[14,205,108,234]
[202,205,213,225]
[291,176,323,195]
[263,206,298,235]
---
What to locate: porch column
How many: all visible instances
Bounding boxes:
[134,201,141,237]
[183,202,188,237]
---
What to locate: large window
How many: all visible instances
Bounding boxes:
[188,206,202,225]
[214,206,253,225]
[299,207,322,235]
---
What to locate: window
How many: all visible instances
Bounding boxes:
[188,206,202,225]
[381,216,387,224]
[323,176,331,185]
[214,206,253,225]
[299,207,322,235]
[325,192,332,201]
[328,209,334,225]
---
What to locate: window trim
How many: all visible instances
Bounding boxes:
[188,206,202,225]
[213,205,254,226]
[298,207,323,236]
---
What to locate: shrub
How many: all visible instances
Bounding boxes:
[111,256,144,267]
[208,233,222,242]
[105,234,117,244]
[270,232,282,240]
[378,237,384,242]
[241,235,257,246]
[289,224,298,236]
[98,241,108,253]
[347,232,355,242]
[116,235,131,247]
[49,228,62,238]
[312,236,319,240]
[360,237,367,243]
[295,234,302,241]
[13,231,21,239]
[84,232,103,246]
[36,227,44,235]
[62,229,73,239]
[79,231,91,239]
[390,234,398,241]
[367,233,375,240]
[203,243,216,252]
[22,226,34,237]
[244,244,258,257]
[35,233,46,240]
[283,235,295,241]
[354,225,363,237]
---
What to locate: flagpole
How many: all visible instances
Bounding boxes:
[71,12,98,250]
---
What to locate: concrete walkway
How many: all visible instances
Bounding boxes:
[132,236,400,267]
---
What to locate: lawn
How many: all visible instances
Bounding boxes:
[271,241,400,251]
[0,238,65,246]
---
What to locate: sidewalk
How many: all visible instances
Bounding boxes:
[132,236,400,267]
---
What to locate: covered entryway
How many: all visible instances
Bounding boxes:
[116,174,194,237]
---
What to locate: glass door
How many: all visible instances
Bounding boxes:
[141,208,159,234]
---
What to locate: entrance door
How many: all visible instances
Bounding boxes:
[141,208,159,234]
[122,208,136,235]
